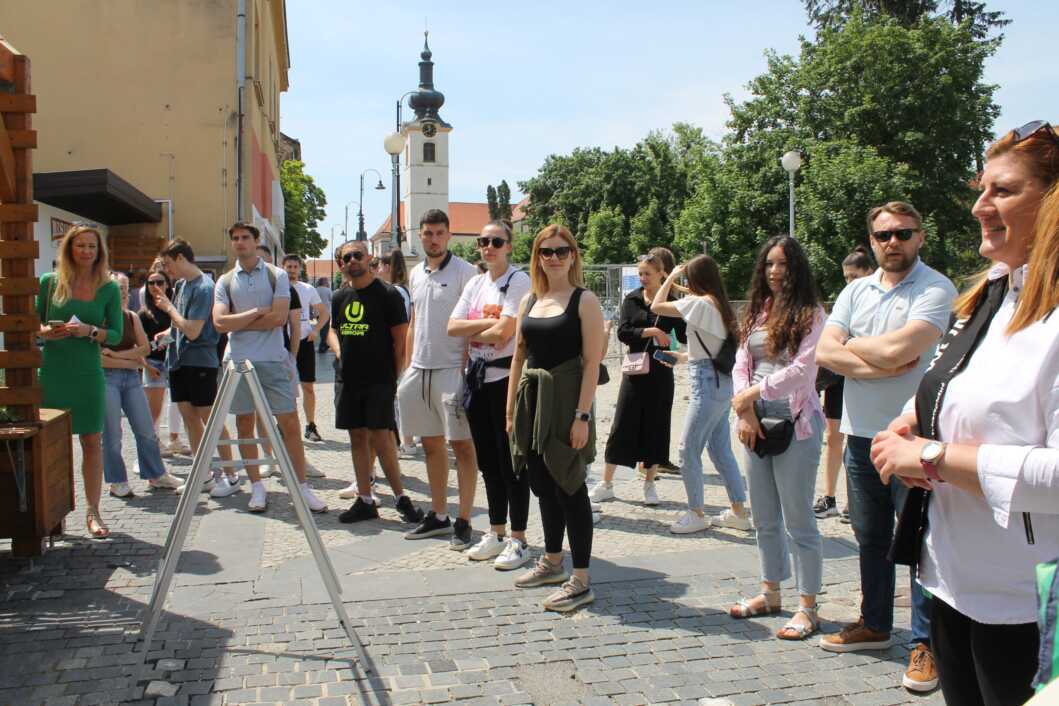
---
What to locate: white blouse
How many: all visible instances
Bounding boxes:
[912,264,1059,625]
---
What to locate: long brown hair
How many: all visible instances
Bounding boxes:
[529,224,583,297]
[385,249,409,288]
[955,123,1059,330]
[684,255,739,341]
[741,235,820,357]
[52,224,110,306]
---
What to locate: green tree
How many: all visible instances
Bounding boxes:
[449,240,482,264]
[280,160,328,258]
[629,199,669,258]
[486,185,499,220]
[511,232,533,264]
[804,0,1008,38]
[583,206,630,264]
[497,180,513,222]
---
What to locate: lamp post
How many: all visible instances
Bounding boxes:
[781,150,803,238]
[329,224,340,282]
[384,92,417,254]
[356,169,386,242]
[343,200,358,245]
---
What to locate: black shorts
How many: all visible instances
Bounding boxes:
[823,377,844,421]
[170,365,220,408]
[334,382,397,430]
[295,337,316,383]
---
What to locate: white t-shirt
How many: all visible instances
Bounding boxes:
[673,296,727,362]
[292,280,321,340]
[409,252,478,369]
[450,266,531,383]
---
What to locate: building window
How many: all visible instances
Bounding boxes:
[423,142,436,163]
[427,178,432,186]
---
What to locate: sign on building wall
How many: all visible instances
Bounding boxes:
[51,217,72,241]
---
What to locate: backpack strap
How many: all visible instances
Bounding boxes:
[221,262,279,313]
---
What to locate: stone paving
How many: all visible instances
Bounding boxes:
[0,354,943,705]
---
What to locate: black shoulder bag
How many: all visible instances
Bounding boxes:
[889,276,1010,567]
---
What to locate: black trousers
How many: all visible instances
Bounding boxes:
[526,451,593,569]
[931,596,1039,706]
[466,378,530,532]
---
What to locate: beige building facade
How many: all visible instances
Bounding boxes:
[0,0,290,272]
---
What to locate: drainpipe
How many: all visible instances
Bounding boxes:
[154,200,174,241]
[235,0,247,222]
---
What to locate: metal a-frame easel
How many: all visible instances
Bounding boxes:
[137,360,368,672]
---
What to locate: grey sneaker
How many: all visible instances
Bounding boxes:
[543,576,595,612]
[514,557,569,588]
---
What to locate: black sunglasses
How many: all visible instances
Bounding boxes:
[340,251,366,264]
[538,246,573,260]
[871,228,917,243]
[477,236,508,249]
[1013,120,1059,144]
[147,279,167,286]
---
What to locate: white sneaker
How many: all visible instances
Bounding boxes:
[300,483,327,513]
[248,482,268,512]
[467,531,505,561]
[590,501,602,513]
[148,472,183,490]
[714,509,753,531]
[160,444,175,459]
[643,480,660,506]
[670,510,711,534]
[338,482,359,500]
[177,472,218,495]
[169,441,191,456]
[304,463,325,478]
[109,482,133,499]
[398,444,420,459]
[493,538,529,571]
[210,474,243,498]
[257,464,275,478]
[589,481,615,502]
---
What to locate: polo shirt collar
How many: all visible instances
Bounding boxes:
[238,256,265,275]
[425,251,453,274]
[868,257,925,291]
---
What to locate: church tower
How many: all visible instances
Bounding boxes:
[401,33,451,250]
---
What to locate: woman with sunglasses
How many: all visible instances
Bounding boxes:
[508,225,605,611]
[139,268,174,446]
[590,252,686,506]
[448,221,532,569]
[100,272,183,498]
[870,121,1059,705]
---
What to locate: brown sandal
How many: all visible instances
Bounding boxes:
[729,590,781,619]
[86,508,110,539]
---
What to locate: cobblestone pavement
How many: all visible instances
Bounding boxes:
[0,355,943,705]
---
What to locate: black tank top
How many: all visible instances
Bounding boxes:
[522,288,583,370]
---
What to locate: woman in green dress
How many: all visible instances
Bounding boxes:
[37,225,123,538]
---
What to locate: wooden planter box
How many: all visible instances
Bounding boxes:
[0,408,73,557]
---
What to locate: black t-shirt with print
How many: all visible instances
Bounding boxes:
[330,278,407,386]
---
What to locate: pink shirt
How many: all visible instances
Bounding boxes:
[734,306,826,440]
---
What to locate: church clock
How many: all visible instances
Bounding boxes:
[422,122,437,138]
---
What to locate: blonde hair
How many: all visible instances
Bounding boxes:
[52,225,110,306]
[529,224,583,297]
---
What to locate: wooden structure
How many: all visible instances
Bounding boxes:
[0,35,74,557]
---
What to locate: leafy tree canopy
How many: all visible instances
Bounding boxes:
[280,160,328,258]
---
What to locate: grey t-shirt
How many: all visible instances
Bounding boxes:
[214,258,290,363]
[168,273,220,370]
[748,327,792,418]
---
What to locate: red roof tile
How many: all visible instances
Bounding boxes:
[372,200,527,240]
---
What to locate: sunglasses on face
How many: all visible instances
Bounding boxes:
[871,228,917,243]
[147,279,167,286]
[477,236,508,249]
[341,251,366,264]
[1013,120,1059,144]
[538,246,573,260]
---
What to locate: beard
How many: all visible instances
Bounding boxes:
[423,242,446,257]
[879,250,916,273]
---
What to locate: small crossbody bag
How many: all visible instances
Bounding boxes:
[622,315,660,376]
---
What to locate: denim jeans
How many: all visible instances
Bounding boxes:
[845,435,932,643]
[103,368,166,483]
[744,407,824,596]
[678,359,745,510]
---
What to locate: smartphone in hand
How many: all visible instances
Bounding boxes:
[652,349,678,366]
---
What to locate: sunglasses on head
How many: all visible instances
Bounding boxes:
[477,236,508,249]
[340,251,366,264]
[147,279,167,286]
[871,228,917,243]
[1013,120,1059,144]
[538,246,573,260]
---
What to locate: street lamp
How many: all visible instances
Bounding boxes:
[356,169,386,242]
[329,224,340,282]
[342,200,358,245]
[781,150,803,238]
[384,91,418,254]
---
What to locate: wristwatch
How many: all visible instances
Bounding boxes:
[919,441,947,483]
[89,325,100,342]
[574,409,591,422]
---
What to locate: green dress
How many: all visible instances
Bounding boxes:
[36,273,123,435]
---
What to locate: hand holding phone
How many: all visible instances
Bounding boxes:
[652,349,678,367]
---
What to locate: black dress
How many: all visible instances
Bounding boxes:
[604,288,686,468]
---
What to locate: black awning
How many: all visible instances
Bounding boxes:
[33,169,162,225]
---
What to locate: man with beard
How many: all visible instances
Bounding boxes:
[815,202,957,693]
[329,240,424,525]
[398,209,479,549]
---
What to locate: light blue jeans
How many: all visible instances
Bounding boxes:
[103,368,166,483]
[678,359,746,510]
[743,405,824,596]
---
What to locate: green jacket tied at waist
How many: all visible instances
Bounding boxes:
[510,356,596,495]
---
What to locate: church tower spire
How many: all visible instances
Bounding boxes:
[409,31,447,125]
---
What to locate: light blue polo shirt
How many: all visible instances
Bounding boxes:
[827,258,957,438]
[214,257,290,363]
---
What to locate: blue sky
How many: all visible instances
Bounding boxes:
[281,1,1059,257]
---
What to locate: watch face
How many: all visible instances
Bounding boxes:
[921,442,943,463]
[422,122,437,138]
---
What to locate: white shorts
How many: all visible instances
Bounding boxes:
[397,367,471,441]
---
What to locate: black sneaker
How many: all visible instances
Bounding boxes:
[395,495,424,524]
[840,506,851,524]
[338,497,379,523]
[404,511,452,540]
[304,423,323,442]
[450,518,472,551]
[656,460,682,475]
[814,495,839,518]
